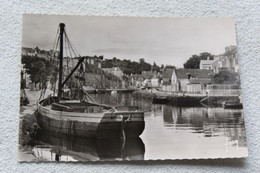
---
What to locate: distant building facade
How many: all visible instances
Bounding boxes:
[171,69,213,93]
[200,45,238,74]
[102,67,124,79]
[161,69,174,91]
[129,74,144,88]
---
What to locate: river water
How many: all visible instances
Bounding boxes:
[19,92,248,161]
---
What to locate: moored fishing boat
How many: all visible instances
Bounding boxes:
[36,23,145,139]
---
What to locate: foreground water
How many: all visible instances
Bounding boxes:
[19,92,248,161]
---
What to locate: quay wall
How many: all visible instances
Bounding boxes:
[132,90,204,106]
[132,90,240,107]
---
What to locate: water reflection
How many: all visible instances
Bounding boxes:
[161,105,247,147]
[20,92,248,161]
[32,133,145,162]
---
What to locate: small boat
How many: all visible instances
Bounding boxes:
[37,23,145,139]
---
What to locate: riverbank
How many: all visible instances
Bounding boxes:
[132,90,205,106]
[19,89,54,161]
[132,90,240,107]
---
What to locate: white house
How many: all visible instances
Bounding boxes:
[171,69,213,93]
[200,45,239,73]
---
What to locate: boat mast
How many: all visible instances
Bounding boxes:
[58,23,65,101]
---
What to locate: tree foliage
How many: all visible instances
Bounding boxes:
[101,57,153,75]
[165,65,176,69]
[212,71,240,85]
[184,52,214,69]
[22,55,57,88]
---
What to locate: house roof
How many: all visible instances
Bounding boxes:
[141,71,156,79]
[188,78,211,84]
[175,69,213,78]
[162,69,174,78]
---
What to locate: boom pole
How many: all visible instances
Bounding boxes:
[61,56,85,88]
[58,23,65,101]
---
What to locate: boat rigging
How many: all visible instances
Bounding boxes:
[36,23,145,139]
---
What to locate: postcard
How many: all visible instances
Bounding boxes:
[19,14,248,162]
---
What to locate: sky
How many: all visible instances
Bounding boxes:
[22,14,237,68]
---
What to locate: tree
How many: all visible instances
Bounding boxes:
[101,57,154,74]
[212,71,240,85]
[22,55,56,90]
[152,62,160,72]
[183,52,214,69]
[160,64,164,69]
[165,65,176,69]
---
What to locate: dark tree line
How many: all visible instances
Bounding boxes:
[22,55,58,89]
[101,57,163,75]
[183,52,214,69]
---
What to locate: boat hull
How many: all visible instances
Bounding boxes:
[37,97,145,139]
[37,113,123,138]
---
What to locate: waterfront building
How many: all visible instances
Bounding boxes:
[129,74,144,88]
[84,63,105,89]
[151,74,160,87]
[121,75,129,88]
[162,69,174,91]
[142,79,152,87]
[187,78,212,93]
[86,55,103,68]
[200,45,238,74]
[171,69,213,92]
[82,56,112,89]
[104,72,122,89]
[200,58,219,73]
[102,67,124,79]
[216,45,239,73]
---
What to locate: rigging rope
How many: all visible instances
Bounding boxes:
[50,25,124,107]
[83,61,121,106]
[64,31,80,57]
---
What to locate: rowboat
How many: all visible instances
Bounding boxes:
[36,23,145,139]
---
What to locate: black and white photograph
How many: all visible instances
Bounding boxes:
[18,14,248,162]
